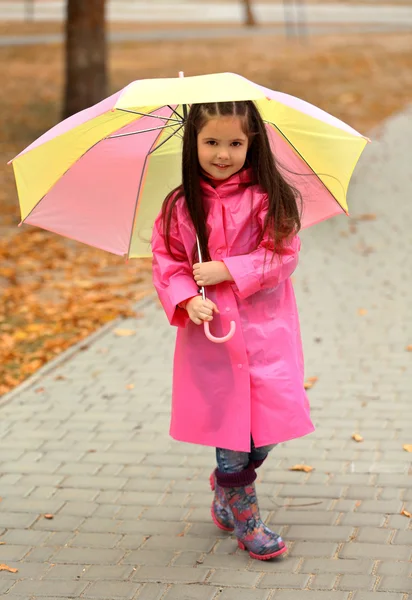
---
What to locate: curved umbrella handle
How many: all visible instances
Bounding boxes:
[203,320,236,344]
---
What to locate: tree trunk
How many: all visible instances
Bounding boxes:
[243,0,256,26]
[63,0,107,119]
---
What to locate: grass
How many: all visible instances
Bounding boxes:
[0,29,412,394]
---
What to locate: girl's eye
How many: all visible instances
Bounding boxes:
[231,142,242,147]
[206,141,217,146]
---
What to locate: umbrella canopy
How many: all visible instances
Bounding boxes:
[10,72,369,258]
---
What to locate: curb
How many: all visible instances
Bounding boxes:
[0,294,156,410]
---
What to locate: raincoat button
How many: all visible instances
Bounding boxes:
[238,364,242,369]
[216,249,222,255]
[225,307,230,312]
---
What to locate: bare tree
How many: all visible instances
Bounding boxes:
[63,0,108,119]
[243,0,256,26]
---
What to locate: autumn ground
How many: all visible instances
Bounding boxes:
[0,30,412,395]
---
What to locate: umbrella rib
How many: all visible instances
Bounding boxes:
[107,122,180,139]
[148,123,184,155]
[168,105,185,121]
[116,107,182,124]
[126,121,169,258]
[263,119,347,213]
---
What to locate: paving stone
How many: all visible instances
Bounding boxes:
[377,576,412,593]
[9,580,88,596]
[286,525,354,542]
[300,558,374,574]
[208,570,260,587]
[132,583,167,600]
[289,541,338,558]
[270,510,339,526]
[339,543,411,561]
[82,565,135,580]
[351,594,405,600]
[162,585,218,600]
[259,573,310,589]
[339,513,385,527]
[51,547,125,564]
[82,581,140,599]
[218,590,270,600]
[391,530,412,545]
[0,512,38,529]
[123,550,175,566]
[69,532,122,548]
[338,574,377,591]
[135,566,209,583]
[272,593,349,599]
[376,561,412,577]
[33,515,86,532]
[356,500,403,514]
[355,527,392,544]
[0,545,31,561]
[142,536,215,553]
[43,565,89,579]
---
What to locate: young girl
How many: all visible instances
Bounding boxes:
[151,100,314,561]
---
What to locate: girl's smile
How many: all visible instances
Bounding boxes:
[197,116,249,181]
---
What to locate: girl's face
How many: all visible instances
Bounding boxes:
[197,116,249,181]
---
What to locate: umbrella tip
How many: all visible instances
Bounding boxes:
[18,221,23,227]
[179,71,184,78]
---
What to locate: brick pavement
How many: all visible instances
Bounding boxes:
[0,107,411,598]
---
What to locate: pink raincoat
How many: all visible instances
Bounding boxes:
[151,168,314,452]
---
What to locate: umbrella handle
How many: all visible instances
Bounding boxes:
[204,320,236,344]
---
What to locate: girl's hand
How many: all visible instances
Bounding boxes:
[185,296,220,326]
[193,261,233,287]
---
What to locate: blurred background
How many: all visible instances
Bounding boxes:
[0,0,411,395]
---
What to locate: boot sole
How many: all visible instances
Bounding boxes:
[237,539,288,560]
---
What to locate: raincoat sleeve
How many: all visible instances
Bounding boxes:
[151,211,199,328]
[222,198,300,299]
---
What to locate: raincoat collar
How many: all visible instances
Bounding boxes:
[200,166,255,197]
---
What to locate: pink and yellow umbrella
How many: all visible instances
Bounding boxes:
[10,72,369,342]
[10,72,369,259]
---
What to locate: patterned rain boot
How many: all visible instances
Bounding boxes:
[209,469,234,532]
[217,468,287,560]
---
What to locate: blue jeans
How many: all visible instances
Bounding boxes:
[216,438,277,474]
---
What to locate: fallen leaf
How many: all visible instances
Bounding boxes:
[126,384,135,390]
[358,309,367,316]
[406,345,412,352]
[35,387,45,393]
[43,514,54,519]
[400,509,411,518]
[402,444,412,452]
[304,377,318,390]
[114,328,136,337]
[0,564,18,573]
[54,375,66,381]
[289,464,314,472]
[0,542,5,545]
[352,433,364,442]
[353,213,377,221]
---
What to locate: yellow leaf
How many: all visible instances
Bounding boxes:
[358,309,367,316]
[352,433,364,442]
[289,464,314,472]
[400,509,411,518]
[0,564,18,573]
[126,384,135,390]
[43,514,54,519]
[406,345,412,352]
[402,444,412,452]
[114,329,136,337]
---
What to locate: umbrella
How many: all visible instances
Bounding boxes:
[9,71,369,342]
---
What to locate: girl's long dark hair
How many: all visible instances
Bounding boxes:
[162,100,302,262]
